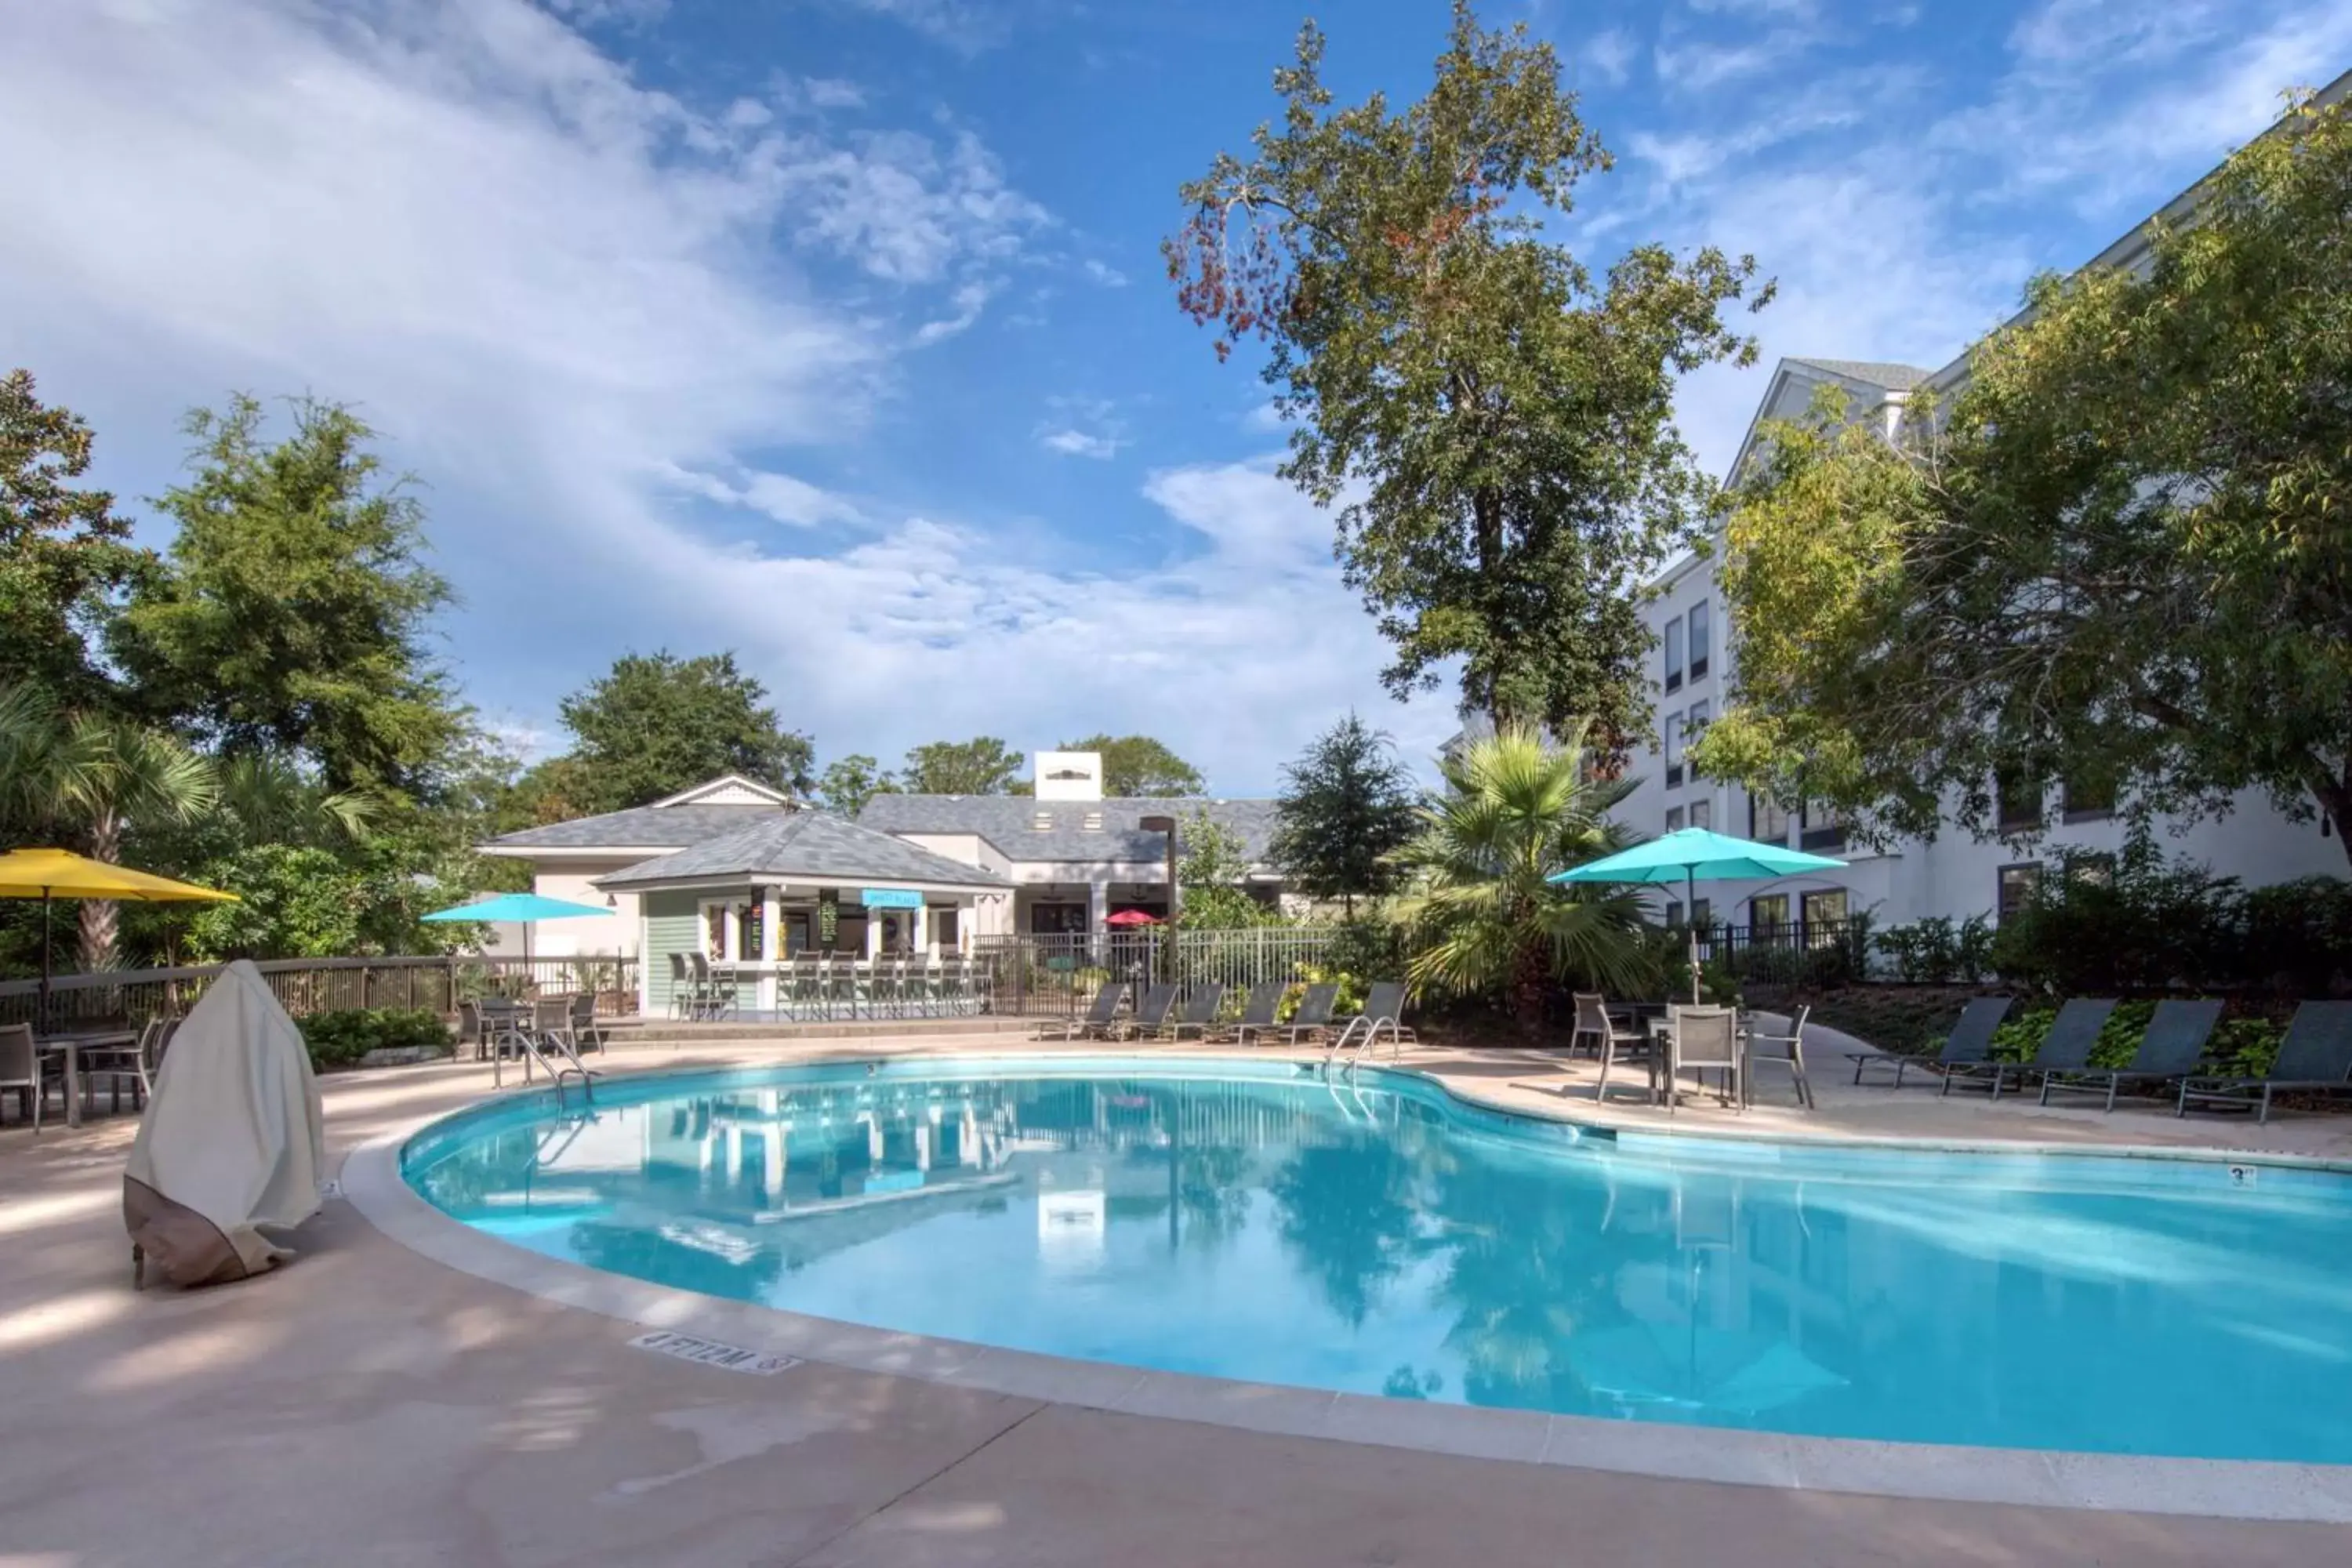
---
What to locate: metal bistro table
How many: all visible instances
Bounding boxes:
[34,1028,138,1128]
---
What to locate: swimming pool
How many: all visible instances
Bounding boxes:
[400,1056,2352,1463]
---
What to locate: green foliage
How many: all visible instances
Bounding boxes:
[1697,89,2352,860]
[1293,962,1369,1018]
[1269,713,1417,913]
[1165,2,1768,757]
[1875,914,1994,985]
[816,753,898,817]
[2240,878,2352,996]
[0,369,152,706]
[1987,838,2249,994]
[112,394,465,794]
[183,841,474,961]
[1175,806,1274,930]
[526,650,814,815]
[1058,733,1203,797]
[901,736,1023,795]
[299,1007,450,1072]
[1388,724,1649,1030]
[2206,1017,2286,1078]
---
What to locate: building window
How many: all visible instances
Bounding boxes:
[702,901,729,959]
[1751,795,1791,844]
[1800,887,1849,943]
[1664,616,1684,693]
[1688,600,1711,681]
[935,906,960,948]
[2067,852,2115,888]
[1997,862,2041,923]
[1748,892,1791,936]
[1798,800,1846,853]
[1664,898,1683,927]
[1689,798,1711,831]
[1996,768,2040,833]
[1664,805,1686,833]
[1684,702,1708,779]
[1691,897,1712,930]
[2063,769,2116,822]
[1663,707,1683,789]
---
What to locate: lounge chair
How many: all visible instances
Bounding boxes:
[2177,1000,2352,1124]
[1221,982,1288,1044]
[1150,983,1225,1041]
[1967,997,2117,1099]
[1849,996,2011,1087]
[1121,984,1181,1040]
[1276,982,1341,1046]
[1035,982,1128,1041]
[1329,982,1416,1059]
[2039,999,2221,1111]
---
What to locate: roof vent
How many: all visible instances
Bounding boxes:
[1030,811,1054,832]
[1082,811,1103,832]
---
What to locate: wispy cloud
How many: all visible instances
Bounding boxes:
[1080,257,1128,287]
[1581,28,1637,86]
[831,0,1008,54]
[1036,428,1120,459]
[913,280,993,345]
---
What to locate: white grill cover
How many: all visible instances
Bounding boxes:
[124,960,325,1283]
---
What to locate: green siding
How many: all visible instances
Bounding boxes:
[644,890,701,1014]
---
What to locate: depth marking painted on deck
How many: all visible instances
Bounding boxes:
[629,1330,802,1375]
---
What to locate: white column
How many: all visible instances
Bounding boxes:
[758,884,781,1011]
[865,906,884,959]
[763,1131,785,1201]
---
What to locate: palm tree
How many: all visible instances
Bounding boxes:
[1390,724,1650,1034]
[0,683,218,969]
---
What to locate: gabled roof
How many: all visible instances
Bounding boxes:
[597,811,1011,891]
[648,774,797,808]
[481,801,787,852]
[1782,358,1933,391]
[859,795,1280,868]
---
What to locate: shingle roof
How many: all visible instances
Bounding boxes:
[483,802,786,851]
[858,795,1281,867]
[1784,358,1933,391]
[596,811,1011,890]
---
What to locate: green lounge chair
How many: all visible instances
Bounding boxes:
[1975,997,2118,1099]
[2039,999,2221,1111]
[1036,981,1128,1041]
[2177,1001,2352,1124]
[1849,996,2011,1087]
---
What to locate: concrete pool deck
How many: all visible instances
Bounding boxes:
[5,1030,2351,1565]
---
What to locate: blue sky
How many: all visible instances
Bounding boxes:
[2,0,2346,794]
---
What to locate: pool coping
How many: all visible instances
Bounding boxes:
[340,1052,2352,1523]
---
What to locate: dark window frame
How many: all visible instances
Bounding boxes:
[1996,861,2042,924]
[1688,599,1711,681]
[1663,615,1685,694]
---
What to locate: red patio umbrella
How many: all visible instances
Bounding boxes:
[1104,909,1163,927]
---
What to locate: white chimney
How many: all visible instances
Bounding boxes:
[1033,750,1104,801]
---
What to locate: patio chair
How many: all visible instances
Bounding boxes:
[2177,1000,2352,1124]
[666,952,694,1020]
[1121,983,1181,1040]
[1744,1005,1815,1111]
[80,1020,160,1112]
[1664,1005,1740,1110]
[568,992,606,1054]
[1151,982,1225,1042]
[458,1000,484,1060]
[2040,999,2222,1111]
[1576,993,1654,1103]
[1949,997,2117,1099]
[1036,981,1128,1041]
[1223,982,1288,1044]
[1849,997,2011,1087]
[688,953,735,1020]
[0,1022,48,1132]
[1278,982,1341,1046]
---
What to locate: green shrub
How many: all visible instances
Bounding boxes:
[299,1007,451,1071]
[2205,1016,2285,1077]
[2240,879,2352,996]
[1987,1007,2056,1063]
[1875,914,1995,984]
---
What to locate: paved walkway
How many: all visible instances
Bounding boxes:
[2,1035,2348,1566]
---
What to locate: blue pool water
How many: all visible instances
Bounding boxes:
[400,1058,2352,1461]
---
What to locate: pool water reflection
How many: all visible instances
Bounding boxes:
[401,1060,2352,1461]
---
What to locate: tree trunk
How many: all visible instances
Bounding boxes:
[78,811,121,973]
[1509,935,1549,1040]
[2314,764,2352,872]
[1472,485,1506,729]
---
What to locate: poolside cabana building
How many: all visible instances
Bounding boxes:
[595,812,1011,1016]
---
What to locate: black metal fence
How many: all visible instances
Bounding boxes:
[973,928,1348,1017]
[0,955,641,1030]
[1683,916,1876,987]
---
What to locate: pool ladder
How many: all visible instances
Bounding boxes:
[1323,1014,1404,1072]
[493,1021,598,1109]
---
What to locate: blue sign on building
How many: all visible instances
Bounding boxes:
[859,887,924,909]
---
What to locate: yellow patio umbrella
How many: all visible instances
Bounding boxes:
[0,848,238,1024]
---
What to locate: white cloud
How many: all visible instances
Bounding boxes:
[1081,258,1128,287]
[1037,429,1120,459]
[834,0,1005,54]
[1653,33,1810,92]
[913,279,993,345]
[1581,29,1637,86]
[1240,401,1287,434]
[666,463,863,528]
[779,126,1050,285]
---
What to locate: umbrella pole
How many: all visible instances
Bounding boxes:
[39,888,53,1030]
[1686,868,1701,1006]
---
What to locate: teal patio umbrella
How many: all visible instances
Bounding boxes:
[422,891,612,971]
[1549,827,1846,1002]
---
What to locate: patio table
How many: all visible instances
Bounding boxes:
[34,1029,136,1128]
[1647,1010,1751,1109]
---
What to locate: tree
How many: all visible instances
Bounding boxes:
[111,394,466,794]
[0,370,151,706]
[1173,805,1272,929]
[1389,725,1648,1033]
[543,651,815,813]
[1692,89,2352,864]
[1165,3,1767,761]
[0,682,218,969]
[901,736,1022,795]
[817,753,898,817]
[1269,713,1418,913]
[1062,733,1203,797]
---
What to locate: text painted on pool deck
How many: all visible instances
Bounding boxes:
[628,1330,802,1375]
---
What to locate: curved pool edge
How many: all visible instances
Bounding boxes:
[343,1053,2352,1522]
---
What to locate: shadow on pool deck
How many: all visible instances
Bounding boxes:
[1,1040,2349,1566]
